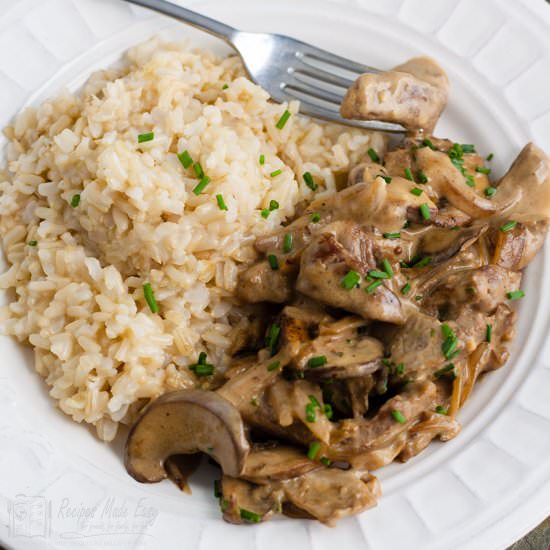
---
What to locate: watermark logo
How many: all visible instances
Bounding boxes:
[7,495,158,546]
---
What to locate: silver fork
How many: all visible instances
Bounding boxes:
[123,0,405,133]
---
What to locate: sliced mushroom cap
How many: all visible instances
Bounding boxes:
[125,390,250,482]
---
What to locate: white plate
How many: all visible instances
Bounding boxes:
[1,1,549,549]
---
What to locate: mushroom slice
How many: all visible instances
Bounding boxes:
[241,445,321,484]
[125,390,250,482]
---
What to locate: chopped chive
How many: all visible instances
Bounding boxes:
[435,405,448,415]
[507,290,525,300]
[267,254,279,270]
[190,363,215,376]
[486,323,492,343]
[303,171,318,191]
[269,199,279,211]
[395,363,405,375]
[419,203,431,220]
[266,324,281,355]
[143,282,159,313]
[391,410,407,424]
[441,323,454,339]
[240,508,262,523]
[70,194,81,208]
[382,258,393,277]
[485,186,497,198]
[261,208,271,219]
[415,295,423,301]
[379,174,392,184]
[434,363,455,378]
[307,441,321,460]
[323,403,333,420]
[442,336,458,359]
[192,176,211,195]
[216,194,228,211]
[403,220,410,228]
[368,270,390,279]
[198,352,207,365]
[276,110,291,129]
[413,256,432,268]
[341,270,361,289]
[270,169,282,178]
[305,402,316,422]
[222,84,229,90]
[417,170,428,184]
[404,167,414,181]
[465,174,476,187]
[28,240,37,246]
[138,132,154,143]
[383,232,401,239]
[178,150,193,168]
[401,282,411,295]
[214,479,222,498]
[476,166,491,175]
[220,498,229,512]
[259,154,265,165]
[310,212,321,223]
[307,356,327,368]
[367,148,380,163]
[283,233,293,253]
[410,187,423,196]
[449,143,463,159]
[500,220,517,233]
[267,361,281,372]
[320,456,332,466]
[461,144,476,153]
[486,153,494,161]
[366,280,383,294]
[250,398,258,406]
[422,138,436,150]
[193,162,204,178]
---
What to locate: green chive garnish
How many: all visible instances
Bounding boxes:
[413,256,432,268]
[178,150,193,168]
[486,153,494,161]
[193,162,204,178]
[368,270,390,279]
[476,166,491,175]
[307,356,327,368]
[269,199,279,211]
[240,508,261,523]
[391,410,406,424]
[143,282,159,313]
[486,323,492,343]
[303,171,317,191]
[320,456,332,466]
[435,405,448,415]
[28,240,37,246]
[461,144,476,153]
[422,138,436,150]
[404,167,414,181]
[276,110,291,129]
[401,282,411,295]
[500,220,517,233]
[307,441,321,460]
[138,132,154,143]
[214,479,222,498]
[267,361,281,372]
[417,170,428,184]
[434,363,455,378]
[70,194,80,208]
[367,148,380,163]
[485,186,497,197]
[382,258,393,277]
[305,402,316,422]
[192,176,211,195]
[310,212,321,223]
[379,174,392,184]
[507,290,525,300]
[341,270,361,289]
[410,187,423,196]
[366,280,383,294]
[259,154,265,165]
[395,363,405,375]
[283,233,293,253]
[323,403,333,420]
[266,324,281,355]
[383,232,400,239]
[222,84,229,90]
[270,169,282,178]
[190,363,215,376]
[419,203,431,220]
[261,208,271,219]
[216,194,228,211]
[267,254,279,270]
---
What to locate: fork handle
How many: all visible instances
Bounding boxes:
[124,0,237,43]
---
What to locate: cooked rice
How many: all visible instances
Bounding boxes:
[0,38,386,441]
